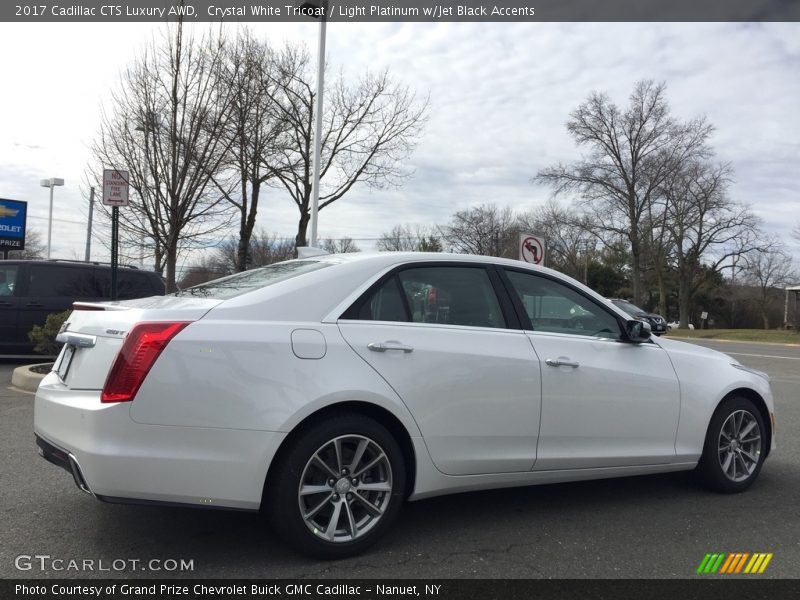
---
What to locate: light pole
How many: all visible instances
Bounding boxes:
[578,237,594,285]
[136,112,162,269]
[300,0,328,248]
[40,177,64,259]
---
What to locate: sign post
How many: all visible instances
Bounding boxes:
[102,170,130,301]
[519,233,546,266]
[0,198,27,260]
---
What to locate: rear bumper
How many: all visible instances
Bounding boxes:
[35,434,93,496]
[34,372,287,511]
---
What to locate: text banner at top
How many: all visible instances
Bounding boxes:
[4,0,800,22]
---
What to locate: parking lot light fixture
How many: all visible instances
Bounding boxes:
[298,0,328,248]
[40,177,65,259]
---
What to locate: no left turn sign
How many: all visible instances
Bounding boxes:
[519,233,545,265]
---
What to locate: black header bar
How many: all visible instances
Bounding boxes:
[3,0,799,22]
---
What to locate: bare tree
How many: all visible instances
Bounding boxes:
[213,230,295,271]
[8,229,45,259]
[663,161,762,327]
[440,204,517,258]
[321,237,361,253]
[268,47,429,248]
[216,30,289,272]
[178,252,229,288]
[641,194,674,318]
[535,80,712,305]
[742,244,796,329]
[91,19,235,291]
[377,224,442,252]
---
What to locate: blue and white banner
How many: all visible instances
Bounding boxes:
[0,198,27,251]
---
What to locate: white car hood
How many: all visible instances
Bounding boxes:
[652,335,736,363]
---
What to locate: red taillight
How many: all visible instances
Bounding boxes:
[101,321,191,403]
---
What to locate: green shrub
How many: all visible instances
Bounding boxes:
[28,310,72,355]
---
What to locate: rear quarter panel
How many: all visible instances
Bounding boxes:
[129,320,422,438]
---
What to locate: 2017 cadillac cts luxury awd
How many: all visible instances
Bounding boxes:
[34,253,775,558]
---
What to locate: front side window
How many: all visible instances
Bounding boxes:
[504,270,620,339]
[347,265,506,329]
[0,265,17,296]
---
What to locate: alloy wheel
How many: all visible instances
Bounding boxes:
[718,409,761,483]
[297,435,393,543]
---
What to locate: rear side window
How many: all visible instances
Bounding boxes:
[0,265,17,296]
[27,265,96,298]
[354,278,409,322]
[178,260,330,300]
[345,265,506,329]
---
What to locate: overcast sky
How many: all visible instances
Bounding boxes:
[0,21,798,269]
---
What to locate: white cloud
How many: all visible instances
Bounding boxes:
[0,21,797,262]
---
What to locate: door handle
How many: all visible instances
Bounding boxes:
[25,302,44,307]
[368,341,414,353]
[545,357,580,368]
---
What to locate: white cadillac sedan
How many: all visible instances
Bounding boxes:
[34,253,775,558]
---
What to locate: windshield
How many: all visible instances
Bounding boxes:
[176,260,330,300]
[611,299,646,316]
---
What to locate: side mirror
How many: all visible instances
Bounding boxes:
[625,319,652,343]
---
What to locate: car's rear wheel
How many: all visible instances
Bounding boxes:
[696,396,766,493]
[267,413,406,559]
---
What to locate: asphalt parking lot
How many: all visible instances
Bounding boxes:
[1,338,798,579]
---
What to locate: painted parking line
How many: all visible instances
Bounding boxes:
[725,352,800,361]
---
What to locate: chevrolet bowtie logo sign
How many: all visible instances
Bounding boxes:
[697,552,773,574]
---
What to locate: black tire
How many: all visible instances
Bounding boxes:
[267,412,406,559]
[695,396,767,493]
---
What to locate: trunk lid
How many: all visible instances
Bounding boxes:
[55,296,221,390]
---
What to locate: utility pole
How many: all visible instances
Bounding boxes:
[84,187,94,261]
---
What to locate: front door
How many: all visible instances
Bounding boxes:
[502,268,681,470]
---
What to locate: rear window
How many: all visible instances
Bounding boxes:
[177,260,330,300]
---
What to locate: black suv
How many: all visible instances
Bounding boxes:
[0,260,165,353]
[608,298,668,336]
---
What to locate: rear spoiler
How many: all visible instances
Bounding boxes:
[72,302,129,312]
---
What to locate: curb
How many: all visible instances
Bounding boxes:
[11,363,52,393]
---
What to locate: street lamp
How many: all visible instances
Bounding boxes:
[40,177,65,259]
[578,237,595,285]
[135,112,162,269]
[299,0,328,247]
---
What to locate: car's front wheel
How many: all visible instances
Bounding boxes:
[696,396,767,493]
[267,413,406,559]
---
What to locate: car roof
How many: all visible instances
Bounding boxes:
[313,251,558,272]
[1,259,153,273]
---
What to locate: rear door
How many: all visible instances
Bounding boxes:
[338,263,542,476]
[501,268,681,470]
